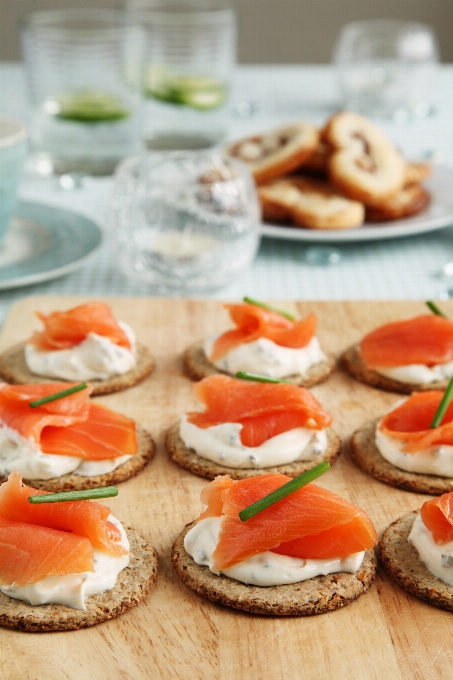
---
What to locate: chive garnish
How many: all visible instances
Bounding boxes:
[28,486,118,504]
[243,296,296,321]
[236,371,291,384]
[430,376,453,429]
[239,461,330,522]
[29,383,88,408]
[426,301,447,318]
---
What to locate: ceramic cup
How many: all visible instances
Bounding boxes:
[0,117,28,245]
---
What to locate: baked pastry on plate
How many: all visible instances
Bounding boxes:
[224,121,319,185]
[259,176,365,230]
[323,111,406,207]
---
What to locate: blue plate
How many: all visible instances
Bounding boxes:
[0,201,102,290]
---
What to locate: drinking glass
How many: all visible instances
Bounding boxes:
[127,0,236,150]
[109,151,261,294]
[333,20,440,123]
[21,9,143,176]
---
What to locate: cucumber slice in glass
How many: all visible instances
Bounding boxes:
[145,73,226,110]
[50,91,130,123]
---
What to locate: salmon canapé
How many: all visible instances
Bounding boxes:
[420,491,453,544]
[0,471,127,587]
[209,303,317,362]
[187,375,332,447]
[197,474,377,570]
[379,391,453,454]
[28,302,131,351]
[0,517,95,586]
[359,315,453,369]
[0,382,137,460]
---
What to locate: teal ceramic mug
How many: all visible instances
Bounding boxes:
[0,117,28,245]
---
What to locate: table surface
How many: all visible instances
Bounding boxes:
[2,295,453,680]
[0,63,453,327]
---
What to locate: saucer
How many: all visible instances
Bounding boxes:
[0,202,102,290]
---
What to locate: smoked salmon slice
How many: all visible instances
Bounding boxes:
[0,517,94,587]
[272,517,375,560]
[379,391,453,453]
[209,303,316,361]
[188,375,332,447]
[420,491,453,544]
[40,403,138,459]
[0,383,138,460]
[199,474,377,570]
[0,383,91,440]
[359,314,453,368]
[0,471,127,556]
[28,302,131,351]
[199,475,235,520]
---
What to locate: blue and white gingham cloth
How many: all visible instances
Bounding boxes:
[1,63,453,328]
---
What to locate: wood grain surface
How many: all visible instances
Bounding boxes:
[1,295,453,680]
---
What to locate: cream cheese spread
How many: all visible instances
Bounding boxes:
[375,421,453,477]
[409,513,453,586]
[203,334,327,379]
[377,362,453,385]
[24,322,137,382]
[0,424,132,480]
[1,516,130,609]
[179,415,327,469]
[184,517,364,586]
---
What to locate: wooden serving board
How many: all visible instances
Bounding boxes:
[1,296,453,680]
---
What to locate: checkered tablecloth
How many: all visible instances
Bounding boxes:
[1,62,453,327]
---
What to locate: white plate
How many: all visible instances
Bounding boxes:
[259,164,453,242]
[0,202,102,290]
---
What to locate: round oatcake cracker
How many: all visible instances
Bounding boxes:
[0,425,155,492]
[342,345,451,394]
[379,511,453,612]
[350,420,453,495]
[182,340,335,387]
[166,423,341,480]
[0,342,155,396]
[172,522,376,616]
[0,526,159,632]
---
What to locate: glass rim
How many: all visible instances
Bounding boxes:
[114,151,254,185]
[134,6,235,26]
[21,8,138,34]
[337,19,437,35]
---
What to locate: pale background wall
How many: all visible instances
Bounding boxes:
[0,0,452,63]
